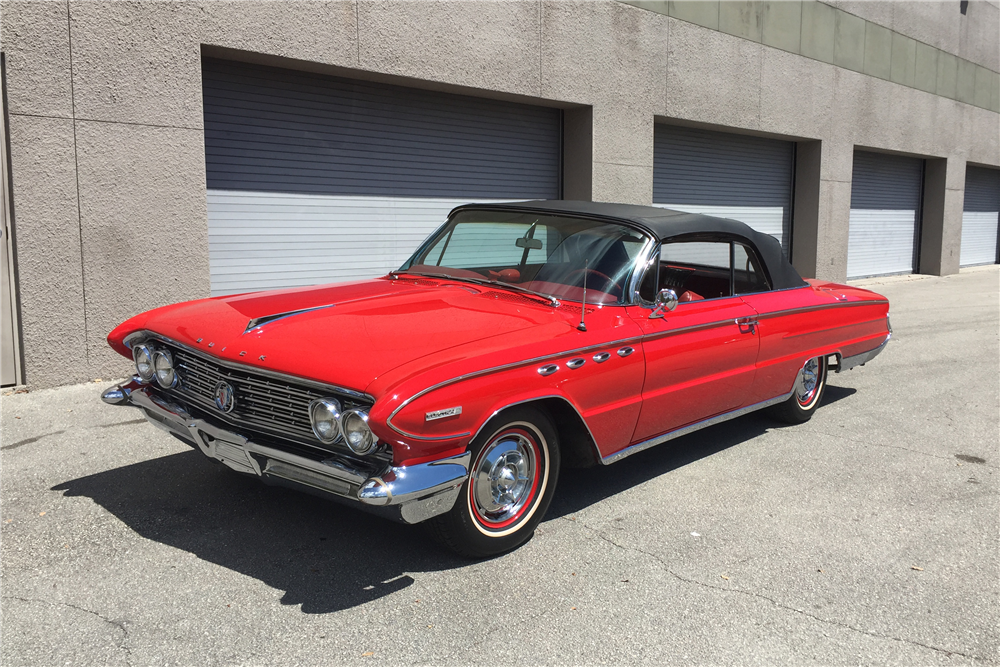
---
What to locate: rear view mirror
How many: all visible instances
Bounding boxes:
[515,237,543,250]
[649,288,678,319]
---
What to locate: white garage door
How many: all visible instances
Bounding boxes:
[202,59,561,296]
[961,167,1000,267]
[847,152,924,279]
[652,125,794,254]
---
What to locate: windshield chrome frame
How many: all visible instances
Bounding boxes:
[397,210,657,308]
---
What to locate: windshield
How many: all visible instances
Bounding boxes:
[398,210,653,305]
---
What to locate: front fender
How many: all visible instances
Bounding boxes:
[369,340,645,467]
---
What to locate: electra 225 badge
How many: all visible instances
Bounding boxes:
[213,381,237,413]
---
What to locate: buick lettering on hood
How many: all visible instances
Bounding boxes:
[102,201,890,557]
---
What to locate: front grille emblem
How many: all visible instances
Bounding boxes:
[213,381,237,413]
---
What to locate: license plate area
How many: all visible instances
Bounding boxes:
[202,432,256,474]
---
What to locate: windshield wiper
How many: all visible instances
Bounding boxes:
[394,270,560,307]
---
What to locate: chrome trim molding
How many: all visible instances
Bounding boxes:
[837,334,891,373]
[385,335,641,440]
[469,394,602,448]
[244,304,337,334]
[102,381,469,525]
[128,331,374,402]
[641,318,738,342]
[783,317,886,340]
[755,299,887,320]
[600,389,795,465]
[383,297,888,443]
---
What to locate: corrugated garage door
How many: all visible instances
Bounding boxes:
[652,124,794,254]
[961,166,1000,267]
[847,151,924,279]
[202,59,561,296]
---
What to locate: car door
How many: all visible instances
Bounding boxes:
[626,239,760,444]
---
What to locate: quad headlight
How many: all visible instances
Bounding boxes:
[342,409,375,455]
[151,349,177,388]
[133,344,155,382]
[309,398,343,444]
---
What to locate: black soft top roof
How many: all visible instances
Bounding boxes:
[450,200,807,291]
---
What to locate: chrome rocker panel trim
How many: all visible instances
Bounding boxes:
[602,333,891,465]
[102,380,470,525]
[600,390,794,465]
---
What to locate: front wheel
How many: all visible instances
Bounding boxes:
[768,355,828,424]
[428,406,560,558]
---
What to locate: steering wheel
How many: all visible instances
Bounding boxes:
[565,268,622,294]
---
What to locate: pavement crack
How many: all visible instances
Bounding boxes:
[565,519,992,664]
[1,430,67,451]
[2,418,149,452]
[97,418,147,429]
[815,431,1000,470]
[3,596,132,665]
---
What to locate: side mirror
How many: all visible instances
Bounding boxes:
[649,288,678,319]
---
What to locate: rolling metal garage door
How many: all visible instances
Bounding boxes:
[847,152,924,279]
[961,167,1000,267]
[202,59,561,296]
[652,124,794,254]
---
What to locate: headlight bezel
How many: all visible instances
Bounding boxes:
[342,408,376,455]
[151,349,178,388]
[133,344,155,382]
[309,398,344,445]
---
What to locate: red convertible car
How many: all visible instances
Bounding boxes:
[102,201,890,556]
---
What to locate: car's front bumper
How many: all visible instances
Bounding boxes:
[101,379,470,525]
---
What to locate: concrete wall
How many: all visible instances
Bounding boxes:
[1,0,998,387]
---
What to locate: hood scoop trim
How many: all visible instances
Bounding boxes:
[244,304,336,334]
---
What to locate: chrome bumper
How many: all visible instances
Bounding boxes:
[838,333,891,372]
[101,380,470,525]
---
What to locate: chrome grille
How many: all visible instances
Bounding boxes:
[159,343,369,448]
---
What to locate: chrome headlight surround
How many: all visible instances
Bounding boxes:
[309,398,343,444]
[151,349,177,388]
[133,344,155,382]
[342,409,376,455]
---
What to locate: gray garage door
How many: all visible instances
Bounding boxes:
[961,166,1000,267]
[202,59,561,296]
[652,124,794,254]
[847,151,924,279]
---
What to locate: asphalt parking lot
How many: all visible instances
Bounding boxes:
[2,266,997,666]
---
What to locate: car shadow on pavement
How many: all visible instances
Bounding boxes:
[51,384,855,615]
[549,384,857,519]
[52,450,467,614]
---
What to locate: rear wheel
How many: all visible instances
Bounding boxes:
[428,406,560,558]
[768,355,828,424]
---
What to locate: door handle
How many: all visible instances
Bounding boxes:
[736,316,757,335]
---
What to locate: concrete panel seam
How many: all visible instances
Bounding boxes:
[594,160,652,168]
[9,113,201,133]
[66,0,89,368]
[355,0,361,68]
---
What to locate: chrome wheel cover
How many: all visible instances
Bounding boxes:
[795,357,821,406]
[471,432,538,525]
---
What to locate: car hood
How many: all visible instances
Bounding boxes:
[114,277,571,396]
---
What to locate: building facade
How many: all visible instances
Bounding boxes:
[1,0,998,388]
